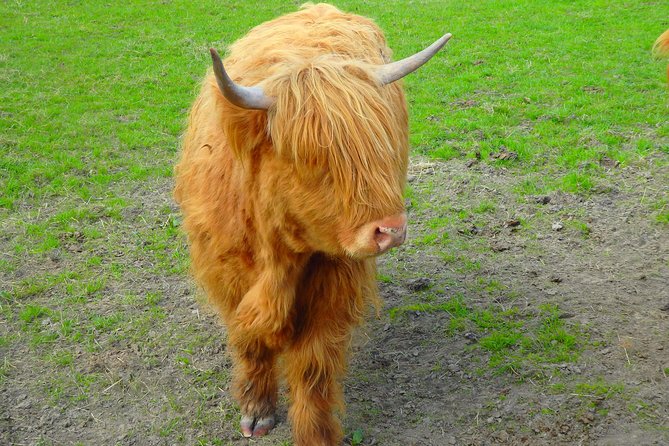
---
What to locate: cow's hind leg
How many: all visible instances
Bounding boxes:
[229,333,278,437]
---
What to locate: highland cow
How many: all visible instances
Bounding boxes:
[174,3,450,445]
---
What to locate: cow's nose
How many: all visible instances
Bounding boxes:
[373,213,407,253]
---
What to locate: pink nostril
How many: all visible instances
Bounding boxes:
[374,221,407,253]
[349,212,408,257]
[378,226,400,235]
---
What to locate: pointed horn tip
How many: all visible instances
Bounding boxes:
[439,33,453,45]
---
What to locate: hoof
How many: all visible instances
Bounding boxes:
[241,414,276,438]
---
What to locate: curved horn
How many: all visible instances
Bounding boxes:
[209,48,274,110]
[375,33,452,85]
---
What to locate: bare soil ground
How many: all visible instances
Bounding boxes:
[1,157,668,445]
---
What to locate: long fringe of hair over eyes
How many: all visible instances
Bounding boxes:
[269,58,408,224]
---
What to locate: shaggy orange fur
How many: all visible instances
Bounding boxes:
[175,4,413,445]
[654,29,669,82]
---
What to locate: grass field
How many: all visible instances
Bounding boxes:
[2,1,669,445]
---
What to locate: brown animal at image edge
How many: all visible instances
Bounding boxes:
[174,3,450,445]
[654,28,669,81]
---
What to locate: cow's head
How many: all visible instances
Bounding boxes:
[211,34,451,258]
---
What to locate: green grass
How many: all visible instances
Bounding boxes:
[1,1,667,213]
[19,304,51,324]
[350,429,364,446]
[652,199,669,224]
[574,379,625,399]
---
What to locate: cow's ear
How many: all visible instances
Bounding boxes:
[375,33,452,85]
[210,48,275,110]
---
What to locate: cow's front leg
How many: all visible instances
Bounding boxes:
[284,316,353,446]
[282,256,371,445]
[229,254,307,437]
[283,285,361,446]
[233,278,294,349]
[229,292,282,438]
[228,334,278,437]
[233,250,306,346]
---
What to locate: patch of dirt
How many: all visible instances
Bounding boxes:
[1,157,668,445]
